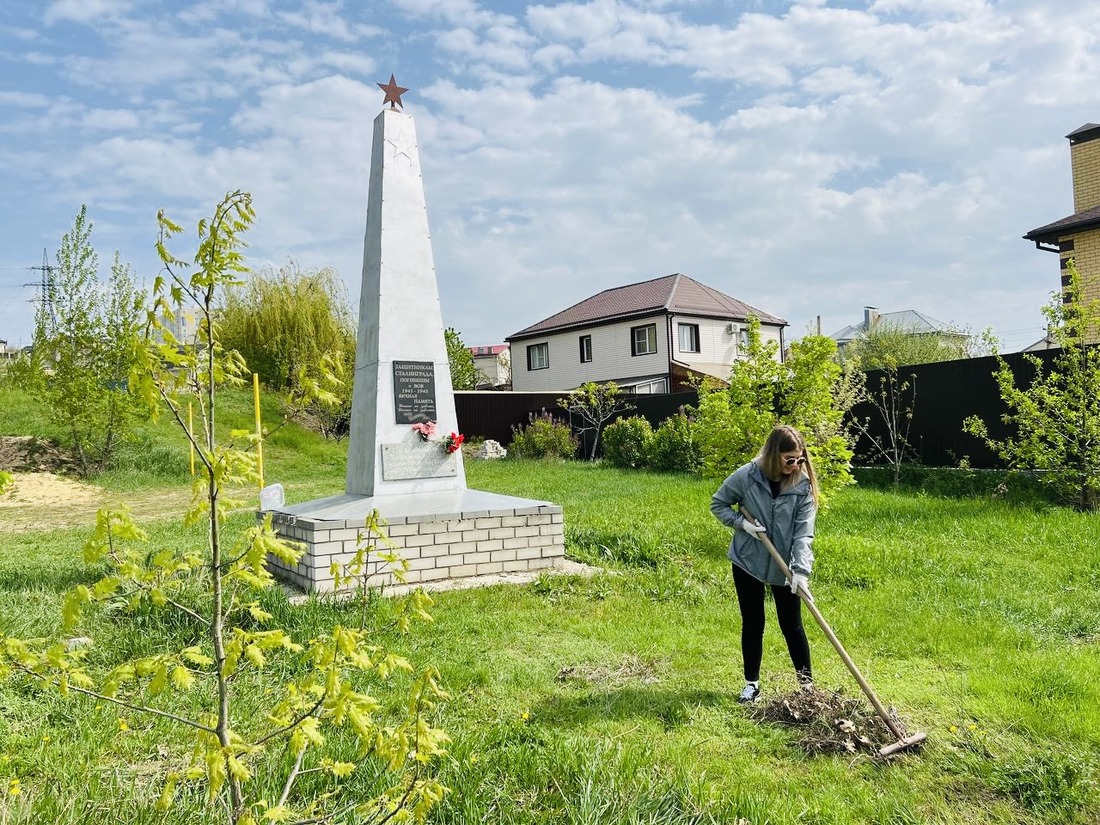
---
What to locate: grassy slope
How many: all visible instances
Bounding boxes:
[1,386,1098,823]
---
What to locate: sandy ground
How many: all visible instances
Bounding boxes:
[0,472,192,532]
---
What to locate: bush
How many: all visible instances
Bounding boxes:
[509,413,577,459]
[601,416,653,468]
[647,412,700,473]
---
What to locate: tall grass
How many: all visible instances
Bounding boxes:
[1,448,1098,822]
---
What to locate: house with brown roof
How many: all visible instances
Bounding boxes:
[1024,122,1100,341]
[506,273,786,393]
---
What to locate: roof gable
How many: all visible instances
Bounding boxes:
[507,273,785,339]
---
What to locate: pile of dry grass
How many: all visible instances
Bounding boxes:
[555,655,662,688]
[752,685,914,755]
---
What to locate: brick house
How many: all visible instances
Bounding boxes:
[506,273,786,393]
[1024,122,1100,339]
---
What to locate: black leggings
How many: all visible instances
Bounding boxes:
[732,563,812,682]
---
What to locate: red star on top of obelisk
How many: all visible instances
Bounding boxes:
[377,74,408,109]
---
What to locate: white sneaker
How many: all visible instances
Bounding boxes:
[738,682,760,704]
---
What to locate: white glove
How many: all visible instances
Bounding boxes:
[788,572,812,600]
[740,518,766,541]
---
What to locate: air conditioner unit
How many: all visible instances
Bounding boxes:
[725,322,738,335]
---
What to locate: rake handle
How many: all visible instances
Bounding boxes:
[740,509,907,742]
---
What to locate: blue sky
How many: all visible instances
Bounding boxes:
[1,0,1098,353]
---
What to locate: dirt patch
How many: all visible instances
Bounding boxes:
[0,436,76,474]
[751,685,919,756]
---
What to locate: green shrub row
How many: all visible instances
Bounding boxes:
[508,414,577,459]
[601,414,701,474]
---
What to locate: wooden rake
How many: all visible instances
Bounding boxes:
[741,508,927,758]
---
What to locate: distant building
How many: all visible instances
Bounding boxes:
[0,339,13,361]
[507,273,786,393]
[829,306,967,358]
[161,308,201,345]
[468,344,510,389]
[1024,121,1100,343]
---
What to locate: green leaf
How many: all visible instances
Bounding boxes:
[171,665,195,690]
[328,761,356,778]
[181,646,213,667]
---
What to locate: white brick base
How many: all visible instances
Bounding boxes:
[264,501,565,594]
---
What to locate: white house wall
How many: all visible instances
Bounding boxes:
[511,314,784,392]
[673,315,783,362]
[512,314,670,392]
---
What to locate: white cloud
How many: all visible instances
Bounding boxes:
[80,107,142,130]
[390,0,514,29]
[0,90,53,107]
[277,1,384,42]
[44,0,133,26]
[178,0,271,25]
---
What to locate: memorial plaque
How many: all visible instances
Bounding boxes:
[381,443,458,480]
[393,361,437,424]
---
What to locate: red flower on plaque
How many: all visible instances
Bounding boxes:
[442,432,465,454]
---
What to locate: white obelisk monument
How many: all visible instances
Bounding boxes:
[345,82,465,496]
[265,77,564,594]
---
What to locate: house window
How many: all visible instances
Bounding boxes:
[738,327,750,352]
[678,323,699,354]
[631,324,657,356]
[631,378,668,394]
[527,342,549,371]
[579,335,592,363]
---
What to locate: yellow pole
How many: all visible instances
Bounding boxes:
[188,402,195,476]
[254,373,264,491]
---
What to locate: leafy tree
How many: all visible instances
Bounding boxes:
[781,333,856,499]
[1,192,449,824]
[964,261,1100,510]
[444,327,479,390]
[844,320,969,369]
[557,381,634,460]
[218,261,355,437]
[693,319,856,501]
[693,316,785,478]
[10,206,144,475]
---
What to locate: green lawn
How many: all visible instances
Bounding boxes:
[1,396,1098,823]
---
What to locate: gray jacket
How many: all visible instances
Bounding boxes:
[710,460,816,586]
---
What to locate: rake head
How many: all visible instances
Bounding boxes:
[876,731,927,758]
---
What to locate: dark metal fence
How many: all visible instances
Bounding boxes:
[456,347,1073,468]
[454,390,699,457]
[849,348,1062,469]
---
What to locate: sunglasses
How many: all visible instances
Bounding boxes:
[783,456,807,466]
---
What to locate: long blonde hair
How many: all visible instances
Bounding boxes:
[756,424,820,506]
